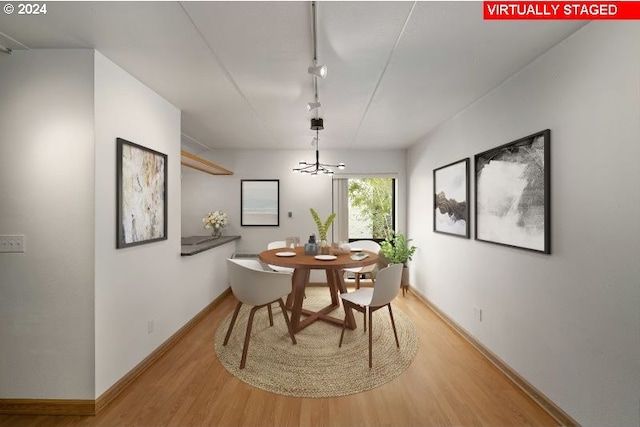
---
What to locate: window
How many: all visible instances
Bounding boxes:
[332,177,396,243]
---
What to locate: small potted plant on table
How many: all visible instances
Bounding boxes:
[310,208,336,254]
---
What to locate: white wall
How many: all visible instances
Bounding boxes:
[0,50,95,398]
[181,148,406,254]
[94,52,223,397]
[407,22,640,426]
[0,49,237,401]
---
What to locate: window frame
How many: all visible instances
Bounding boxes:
[332,174,397,244]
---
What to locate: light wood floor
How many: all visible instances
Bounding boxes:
[0,288,559,427]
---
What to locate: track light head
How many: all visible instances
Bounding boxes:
[310,118,324,130]
[308,64,327,79]
[307,101,321,111]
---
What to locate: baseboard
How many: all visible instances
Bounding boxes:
[96,287,231,413]
[0,288,232,417]
[410,287,580,427]
[0,399,95,416]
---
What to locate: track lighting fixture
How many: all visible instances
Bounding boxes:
[292,118,345,176]
[307,101,321,111]
[292,2,344,176]
[307,64,327,79]
[310,118,324,130]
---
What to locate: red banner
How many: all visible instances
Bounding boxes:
[484,1,640,19]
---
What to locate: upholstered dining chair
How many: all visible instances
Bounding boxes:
[267,240,295,274]
[224,258,297,369]
[343,239,381,289]
[338,263,403,368]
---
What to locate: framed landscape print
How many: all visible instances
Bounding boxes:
[116,138,168,248]
[433,158,470,238]
[241,179,280,226]
[474,129,550,254]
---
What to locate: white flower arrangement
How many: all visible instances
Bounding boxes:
[203,210,229,230]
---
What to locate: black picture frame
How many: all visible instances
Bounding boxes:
[116,138,168,248]
[474,129,550,254]
[240,179,280,226]
[433,158,470,238]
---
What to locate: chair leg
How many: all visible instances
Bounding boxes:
[339,300,353,347]
[240,306,260,369]
[368,308,373,368]
[277,298,297,345]
[338,318,347,347]
[363,309,367,332]
[223,301,243,346]
[267,303,274,326]
[339,300,349,347]
[388,304,400,348]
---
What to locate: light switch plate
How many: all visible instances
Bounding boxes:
[0,235,25,253]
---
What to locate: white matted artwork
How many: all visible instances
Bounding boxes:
[474,129,550,254]
[241,179,280,226]
[116,138,168,248]
[433,158,470,238]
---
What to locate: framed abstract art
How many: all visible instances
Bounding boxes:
[116,138,168,248]
[433,158,470,238]
[474,129,550,254]
[240,179,280,226]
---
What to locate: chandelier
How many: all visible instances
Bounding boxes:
[293,118,345,176]
[292,1,345,176]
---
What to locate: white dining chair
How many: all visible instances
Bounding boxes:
[224,258,297,369]
[338,263,403,368]
[343,239,381,289]
[267,241,295,274]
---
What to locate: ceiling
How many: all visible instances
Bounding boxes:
[0,2,587,152]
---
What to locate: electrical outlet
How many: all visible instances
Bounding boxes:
[147,320,154,334]
[0,235,25,253]
[473,305,483,322]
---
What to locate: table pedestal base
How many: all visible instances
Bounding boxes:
[286,268,356,334]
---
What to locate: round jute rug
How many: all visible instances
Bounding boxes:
[214,287,418,398]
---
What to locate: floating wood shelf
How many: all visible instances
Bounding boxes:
[180,150,233,176]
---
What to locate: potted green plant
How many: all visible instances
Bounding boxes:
[310,208,336,254]
[379,232,417,288]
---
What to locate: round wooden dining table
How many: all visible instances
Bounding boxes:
[259,246,379,334]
